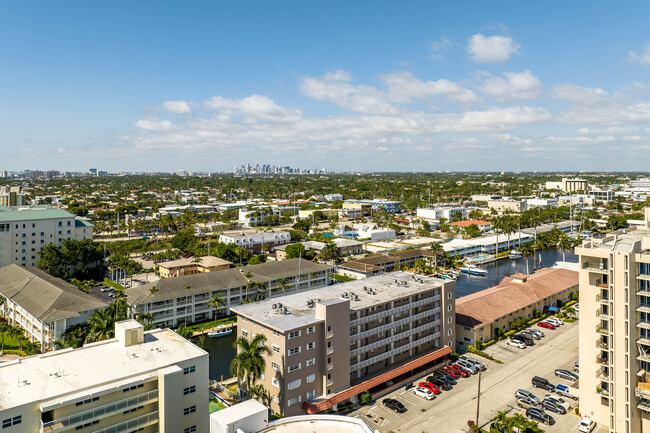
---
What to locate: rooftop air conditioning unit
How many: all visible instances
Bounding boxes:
[272,304,277,309]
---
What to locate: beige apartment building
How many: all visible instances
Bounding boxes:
[0,320,209,433]
[157,255,232,278]
[577,214,650,433]
[0,186,26,206]
[231,271,456,417]
[0,205,93,268]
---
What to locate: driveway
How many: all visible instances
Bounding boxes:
[349,320,581,433]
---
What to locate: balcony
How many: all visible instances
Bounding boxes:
[596,368,609,381]
[327,363,334,371]
[596,355,609,366]
[637,305,650,314]
[327,379,333,386]
[583,260,608,273]
[596,309,609,320]
[326,331,334,339]
[596,294,609,304]
[638,337,650,347]
[91,411,158,433]
[326,347,334,355]
[41,390,158,432]
[596,324,609,335]
[596,340,609,350]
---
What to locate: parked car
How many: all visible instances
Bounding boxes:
[573,304,580,312]
[542,398,567,414]
[515,389,540,403]
[544,394,571,411]
[418,382,441,395]
[555,369,579,382]
[573,362,579,372]
[428,377,452,390]
[532,376,555,392]
[520,329,542,340]
[516,396,540,410]
[538,321,556,330]
[448,364,471,378]
[526,407,555,425]
[547,317,564,326]
[512,334,535,346]
[382,398,407,413]
[507,338,526,349]
[578,418,596,432]
[412,386,435,400]
[455,360,477,374]
[433,370,456,385]
[460,356,486,371]
[555,384,578,400]
[440,367,460,379]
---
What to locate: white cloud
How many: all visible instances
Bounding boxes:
[430,36,452,59]
[577,126,639,136]
[163,100,191,113]
[467,34,520,63]
[323,70,352,81]
[380,72,479,103]
[629,43,650,65]
[479,70,542,101]
[134,118,173,131]
[204,95,303,123]
[551,84,608,105]
[299,73,398,115]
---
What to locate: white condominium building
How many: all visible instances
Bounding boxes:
[0,205,93,268]
[0,320,209,433]
[577,212,650,433]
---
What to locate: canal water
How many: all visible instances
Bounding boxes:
[455,247,578,298]
[201,247,577,380]
[202,333,236,381]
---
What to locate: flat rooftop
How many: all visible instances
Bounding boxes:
[0,327,207,410]
[259,415,374,433]
[232,271,447,332]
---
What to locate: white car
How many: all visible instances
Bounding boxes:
[412,386,435,400]
[460,356,486,371]
[578,418,596,432]
[456,360,478,374]
[547,317,564,326]
[507,339,526,349]
[544,394,570,411]
[573,304,580,312]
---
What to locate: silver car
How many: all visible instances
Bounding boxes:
[456,359,478,374]
[515,389,540,403]
[460,356,486,371]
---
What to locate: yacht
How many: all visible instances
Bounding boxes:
[460,264,488,276]
[207,324,233,338]
[509,250,522,259]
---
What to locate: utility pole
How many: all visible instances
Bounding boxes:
[475,366,482,428]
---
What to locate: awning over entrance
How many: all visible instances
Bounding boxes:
[301,346,452,414]
[544,306,559,312]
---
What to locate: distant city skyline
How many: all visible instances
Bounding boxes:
[2,1,650,172]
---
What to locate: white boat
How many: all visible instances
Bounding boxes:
[207,324,233,338]
[460,265,488,276]
[509,250,522,259]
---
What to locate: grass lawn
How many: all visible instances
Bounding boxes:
[209,399,226,413]
[185,316,236,333]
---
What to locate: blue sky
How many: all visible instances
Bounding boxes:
[2,1,650,172]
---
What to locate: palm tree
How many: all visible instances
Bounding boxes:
[85,309,114,343]
[208,295,226,319]
[430,241,443,270]
[136,312,155,330]
[320,242,340,264]
[0,323,9,354]
[275,277,290,296]
[175,322,193,339]
[492,410,511,433]
[534,233,551,270]
[230,333,272,396]
[520,243,534,275]
[557,232,573,262]
[149,285,159,298]
[250,383,270,405]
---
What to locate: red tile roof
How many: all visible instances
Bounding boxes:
[455,267,578,329]
[301,346,452,414]
[450,220,491,227]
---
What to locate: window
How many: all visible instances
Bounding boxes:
[122,384,144,393]
[273,395,280,402]
[272,344,280,354]
[288,363,301,372]
[273,330,280,336]
[272,377,280,388]
[272,361,280,371]
[306,358,315,367]
[447,304,452,312]
[447,329,452,336]
[2,416,21,428]
[241,330,248,337]
[288,379,301,390]
[448,292,452,299]
[306,390,316,400]
[288,330,301,339]
[289,347,301,356]
[183,365,196,375]
[307,326,315,334]
[307,374,315,383]
[184,386,196,395]
[184,427,197,433]
[306,342,315,350]
[75,397,99,406]
[75,420,98,430]
[447,317,452,324]
[288,396,302,406]
[183,406,196,415]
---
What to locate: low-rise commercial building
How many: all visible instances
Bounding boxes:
[275,241,327,261]
[219,231,291,253]
[449,220,491,232]
[231,271,455,416]
[562,177,588,193]
[0,265,108,350]
[337,248,437,279]
[157,256,232,278]
[455,268,578,350]
[486,199,527,213]
[417,207,467,222]
[0,320,209,433]
[127,259,334,328]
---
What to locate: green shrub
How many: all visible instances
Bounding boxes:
[359,391,371,404]
[2,350,27,356]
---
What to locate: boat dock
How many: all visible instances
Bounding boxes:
[192,323,236,337]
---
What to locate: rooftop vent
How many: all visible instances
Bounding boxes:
[272,304,277,309]
[277,303,283,309]
[306,300,315,308]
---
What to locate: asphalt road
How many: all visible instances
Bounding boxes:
[349,320,584,433]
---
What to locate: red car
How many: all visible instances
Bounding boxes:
[538,321,556,330]
[449,364,471,378]
[441,367,460,379]
[418,381,441,394]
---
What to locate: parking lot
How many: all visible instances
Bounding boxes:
[349,319,593,433]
